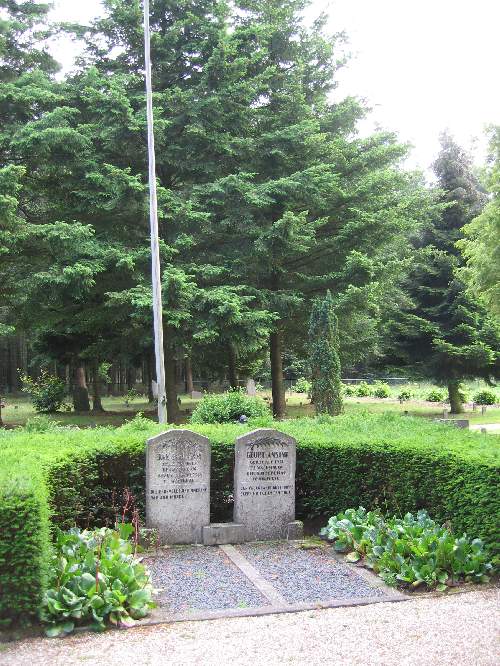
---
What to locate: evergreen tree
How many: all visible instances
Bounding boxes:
[388,133,499,412]
[458,126,500,317]
[309,291,343,415]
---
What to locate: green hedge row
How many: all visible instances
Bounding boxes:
[0,413,498,625]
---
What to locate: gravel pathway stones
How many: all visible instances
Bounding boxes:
[238,541,387,603]
[145,546,266,613]
[1,589,498,666]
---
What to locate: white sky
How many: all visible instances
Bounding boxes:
[49,0,500,172]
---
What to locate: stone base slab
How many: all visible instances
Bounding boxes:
[202,523,247,545]
[286,520,304,540]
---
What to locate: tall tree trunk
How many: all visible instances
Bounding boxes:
[448,380,464,414]
[73,365,90,412]
[270,329,286,419]
[164,329,179,423]
[91,361,104,412]
[185,356,194,394]
[228,343,238,389]
[126,365,136,391]
[146,353,154,403]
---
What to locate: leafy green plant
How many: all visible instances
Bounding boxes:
[355,382,372,397]
[372,383,391,398]
[20,370,66,413]
[293,377,311,394]
[40,526,156,636]
[190,389,270,424]
[320,507,493,591]
[398,388,412,401]
[473,389,497,405]
[342,383,356,397]
[426,388,445,402]
[124,389,140,407]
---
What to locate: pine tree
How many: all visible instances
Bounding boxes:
[388,133,499,413]
[309,291,343,415]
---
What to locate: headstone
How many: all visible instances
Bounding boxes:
[246,378,257,397]
[191,390,203,399]
[146,430,210,544]
[234,428,297,540]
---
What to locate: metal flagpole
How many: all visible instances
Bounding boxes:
[143,0,167,423]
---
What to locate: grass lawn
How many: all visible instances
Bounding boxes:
[1,392,499,429]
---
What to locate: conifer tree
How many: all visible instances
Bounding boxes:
[309,291,343,415]
[387,133,499,413]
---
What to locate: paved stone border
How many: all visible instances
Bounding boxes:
[220,544,289,605]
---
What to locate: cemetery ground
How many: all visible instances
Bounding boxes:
[1,588,498,665]
[2,390,500,429]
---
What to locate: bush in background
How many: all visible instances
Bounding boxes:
[398,388,413,401]
[473,389,497,405]
[426,388,445,402]
[355,381,372,397]
[372,382,391,398]
[342,383,356,396]
[20,370,66,413]
[293,377,311,394]
[190,389,270,424]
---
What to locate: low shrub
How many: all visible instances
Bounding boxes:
[473,389,497,405]
[355,382,372,397]
[190,389,270,424]
[20,370,67,413]
[320,507,493,590]
[40,526,155,636]
[372,383,391,399]
[293,377,311,394]
[342,383,355,396]
[398,388,412,401]
[426,388,445,402]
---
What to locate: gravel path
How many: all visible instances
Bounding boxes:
[145,547,266,612]
[238,542,386,603]
[1,588,498,666]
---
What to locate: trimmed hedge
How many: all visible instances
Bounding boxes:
[0,413,499,625]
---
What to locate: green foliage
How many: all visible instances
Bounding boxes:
[20,370,67,413]
[458,126,500,316]
[40,526,155,636]
[398,388,413,401]
[342,383,356,397]
[309,292,343,415]
[190,390,271,424]
[372,383,391,398]
[426,388,445,402]
[320,507,493,590]
[473,389,497,405]
[23,415,60,433]
[355,382,372,397]
[293,377,311,394]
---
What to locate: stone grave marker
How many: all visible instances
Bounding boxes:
[234,428,299,540]
[191,390,203,399]
[246,379,257,397]
[146,429,210,544]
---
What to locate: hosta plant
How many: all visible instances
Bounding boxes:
[320,507,493,591]
[40,525,156,637]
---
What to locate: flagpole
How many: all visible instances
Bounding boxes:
[143,0,167,423]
